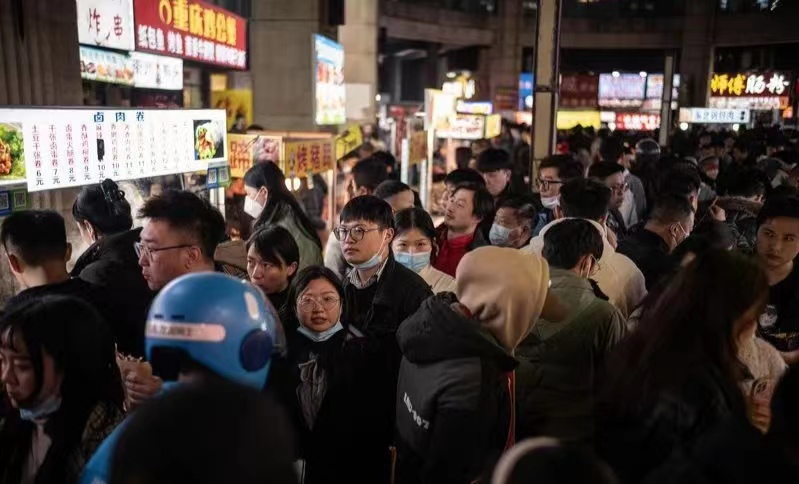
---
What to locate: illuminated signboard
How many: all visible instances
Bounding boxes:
[643,74,680,111]
[710,72,791,97]
[613,113,661,131]
[556,111,601,130]
[598,73,646,108]
[436,114,486,140]
[77,0,135,51]
[131,52,184,90]
[456,101,493,115]
[0,108,227,192]
[134,0,247,69]
[79,46,134,86]
[560,74,599,109]
[679,108,750,124]
[518,73,534,111]
[313,35,346,126]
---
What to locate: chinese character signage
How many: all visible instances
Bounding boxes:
[335,124,363,161]
[559,74,599,109]
[599,74,646,108]
[313,35,346,126]
[435,114,487,140]
[518,73,534,111]
[0,108,227,192]
[134,0,247,69]
[679,108,751,125]
[710,72,791,97]
[227,134,282,178]
[77,0,135,50]
[80,47,134,86]
[284,140,335,176]
[613,113,661,131]
[131,52,184,90]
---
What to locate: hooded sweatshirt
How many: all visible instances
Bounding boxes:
[525,218,647,319]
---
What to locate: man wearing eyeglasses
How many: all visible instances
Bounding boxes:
[137,190,226,292]
[589,162,629,244]
[534,155,585,236]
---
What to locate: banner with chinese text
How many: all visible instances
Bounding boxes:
[335,124,363,161]
[228,134,282,178]
[710,72,792,97]
[134,0,247,69]
[211,90,253,130]
[283,140,335,176]
[0,108,227,192]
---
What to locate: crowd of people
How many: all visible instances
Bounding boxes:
[0,123,798,483]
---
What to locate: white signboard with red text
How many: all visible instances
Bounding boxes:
[77,0,136,51]
[0,108,227,192]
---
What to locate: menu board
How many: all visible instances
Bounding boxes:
[80,46,134,86]
[599,74,646,108]
[0,108,227,192]
[228,134,282,178]
[131,52,184,90]
[313,35,346,126]
[284,139,335,176]
[77,0,135,51]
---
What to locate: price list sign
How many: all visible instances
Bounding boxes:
[0,108,226,192]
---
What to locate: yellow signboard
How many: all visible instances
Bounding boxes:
[484,114,502,139]
[335,124,363,160]
[228,134,282,178]
[284,139,335,176]
[556,111,601,130]
[211,89,253,130]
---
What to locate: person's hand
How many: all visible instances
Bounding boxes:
[708,199,726,222]
[125,373,163,411]
[749,378,775,434]
[750,402,771,434]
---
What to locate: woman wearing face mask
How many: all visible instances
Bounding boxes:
[0,296,125,483]
[243,162,323,271]
[392,208,456,294]
[71,179,153,357]
[276,266,385,484]
[246,226,300,318]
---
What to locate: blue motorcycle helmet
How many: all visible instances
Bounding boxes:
[145,272,278,390]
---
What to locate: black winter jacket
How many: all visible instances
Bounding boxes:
[596,366,748,484]
[394,293,518,484]
[71,228,153,357]
[716,196,761,254]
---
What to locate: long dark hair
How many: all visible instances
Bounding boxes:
[601,250,767,410]
[393,208,439,261]
[72,179,133,237]
[243,162,322,248]
[0,296,124,483]
[246,226,300,282]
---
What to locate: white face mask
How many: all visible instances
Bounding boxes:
[541,195,560,210]
[244,196,264,219]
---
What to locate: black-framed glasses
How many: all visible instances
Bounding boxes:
[134,242,194,260]
[298,295,340,312]
[536,178,563,191]
[333,226,379,242]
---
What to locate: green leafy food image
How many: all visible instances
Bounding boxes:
[0,123,26,179]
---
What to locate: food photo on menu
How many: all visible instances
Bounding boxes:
[193,120,225,161]
[0,123,26,182]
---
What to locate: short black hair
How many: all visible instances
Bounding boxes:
[497,195,538,229]
[543,219,604,270]
[394,207,437,241]
[352,159,389,192]
[246,226,300,269]
[733,139,749,153]
[658,167,701,199]
[560,178,612,221]
[476,148,513,173]
[588,161,625,180]
[726,168,767,198]
[444,168,485,187]
[72,179,133,236]
[110,382,296,484]
[370,151,397,171]
[650,194,694,225]
[340,195,394,230]
[1,210,68,266]
[757,195,799,227]
[540,155,585,181]
[374,180,412,201]
[453,183,495,221]
[138,190,226,260]
[600,136,625,163]
[672,222,735,261]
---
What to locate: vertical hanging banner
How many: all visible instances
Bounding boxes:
[0,108,227,192]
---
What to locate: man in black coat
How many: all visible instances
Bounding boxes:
[334,195,433,482]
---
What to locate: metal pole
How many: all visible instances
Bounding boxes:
[658,54,675,147]
[530,0,563,190]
